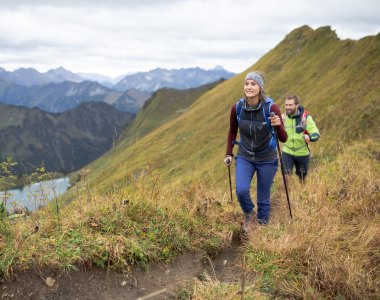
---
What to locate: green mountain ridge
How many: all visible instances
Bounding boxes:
[0,102,28,130]
[0,102,134,174]
[86,25,380,191]
[118,79,225,147]
[80,80,225,187]
[257,25,380,147]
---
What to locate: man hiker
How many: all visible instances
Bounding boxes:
[282,95,320,183]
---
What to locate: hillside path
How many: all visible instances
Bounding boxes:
[1,234,242,300]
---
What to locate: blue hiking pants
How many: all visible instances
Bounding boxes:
[235,157,278,222]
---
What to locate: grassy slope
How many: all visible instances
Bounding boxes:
[0,103,27,130]
[180,140,379,299]
[70,26,380,299]
[117,79,224,147]
[81,79,226,190]
[1,26,379,299]
[87,26,380,191]
[257,26,380,149]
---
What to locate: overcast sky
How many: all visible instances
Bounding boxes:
[0,0,379,78]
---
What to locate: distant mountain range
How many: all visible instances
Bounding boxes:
[0,66,235,113]
[114,66,235,92]
[0,66,83,86]
[0,79,150,114]
[0,66,235,92]
[0,102,134,174]
[0,65,234,174]
[0,78,227,175]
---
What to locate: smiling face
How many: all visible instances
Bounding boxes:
[285,98,298,115]
[244,79,261,100]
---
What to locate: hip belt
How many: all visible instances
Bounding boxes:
[233,140,275,158]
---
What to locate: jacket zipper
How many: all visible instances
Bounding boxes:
[292,118,295,153]
[250,112,255,151]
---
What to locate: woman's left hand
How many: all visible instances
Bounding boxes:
[270,114,281,126]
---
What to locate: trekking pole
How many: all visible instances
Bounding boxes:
[270,112,293,219]
[306,143,312,157]
[304,135,313,158]
[227,165,233,203]
[304,136,318,170]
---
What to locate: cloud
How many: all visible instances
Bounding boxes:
[0,0,184,8]
[0,0,379,76]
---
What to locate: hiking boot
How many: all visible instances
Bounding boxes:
[241,211,254,234]
[241,222,249,235]
[258,218,268,226]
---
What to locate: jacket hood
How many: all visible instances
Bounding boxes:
[288,105,305,119]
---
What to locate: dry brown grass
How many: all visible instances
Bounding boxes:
[0,165,239,278]
[2,138,379,300]
[189,278,269,300]
[243,140,380,299]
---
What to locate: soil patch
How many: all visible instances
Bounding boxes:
[1,233,242,300]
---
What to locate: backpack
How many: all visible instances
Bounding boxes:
[235,97,277,150]
[301,109,309,135]
[235,97,275,131]
[287,108,309,135]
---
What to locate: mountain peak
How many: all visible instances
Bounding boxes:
[46,66,71,74]
[212,65,225,71]
[314,25,338,39]
[14,67,39,73]
[45,67,84,83]
[51,66,66,71]
[285,25,338,43]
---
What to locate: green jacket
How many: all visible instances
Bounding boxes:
[283,106,320,157]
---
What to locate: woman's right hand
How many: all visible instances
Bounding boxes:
[224,155,232,166]
[269,114,281,126]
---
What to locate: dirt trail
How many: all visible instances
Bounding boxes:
[1,233,243,300]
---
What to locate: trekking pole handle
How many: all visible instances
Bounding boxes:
[269,112,279,127]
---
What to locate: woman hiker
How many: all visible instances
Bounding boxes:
[224,71,287,233]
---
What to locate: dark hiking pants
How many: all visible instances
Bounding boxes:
[282,152,310,181]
